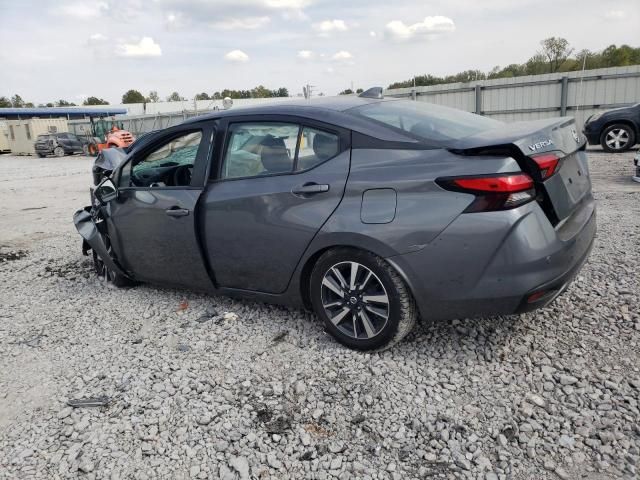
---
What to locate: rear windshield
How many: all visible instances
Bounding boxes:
[349,100,502,144]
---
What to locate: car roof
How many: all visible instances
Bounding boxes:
[187,96,387,122]
[181,96,422,144]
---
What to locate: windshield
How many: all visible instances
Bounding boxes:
[349,100,502,144]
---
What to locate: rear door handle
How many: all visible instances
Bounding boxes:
[292,183,330,195]
[165,207,190,217]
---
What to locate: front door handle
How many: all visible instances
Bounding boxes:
[292,183,330,195]
[165,207,190,217]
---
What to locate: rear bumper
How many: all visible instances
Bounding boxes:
[387,198,597,322]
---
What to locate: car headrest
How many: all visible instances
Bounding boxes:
[312,132,339,161]
[260,136,291,173]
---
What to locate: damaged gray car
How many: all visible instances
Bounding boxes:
[74,94,596,350]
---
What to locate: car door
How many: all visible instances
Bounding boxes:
[201,117,350,294]
[106,123,216,291]
[67,133,84,152]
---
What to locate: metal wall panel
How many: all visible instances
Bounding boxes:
[386,65,640,130]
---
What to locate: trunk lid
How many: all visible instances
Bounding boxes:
[449,117,591,225]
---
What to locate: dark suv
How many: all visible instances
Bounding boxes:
[583,103,640,153]
[34,133,87,157]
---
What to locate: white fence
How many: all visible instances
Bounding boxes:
[385,65,640,130]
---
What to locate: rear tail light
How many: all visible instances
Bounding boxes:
[531,153,560,179]
[436,173,535,213]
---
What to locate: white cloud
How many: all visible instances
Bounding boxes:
[604,10,625,20]
[58,1,109,18]
[116,37,162,58]
[332,50,353,61]
[385,15,455,41]
[297,50,314,59]
[213,16,270,29]
[313,19,348,34]
[224,49,250,63]
[369,31,377,37]
[88,33,108,42]
[264,0,310,9]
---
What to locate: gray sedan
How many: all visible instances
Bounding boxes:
[75,93,596,350]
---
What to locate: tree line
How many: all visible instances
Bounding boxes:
[388,39,640,89]
[0,86,290,109]
[121,85,289,104]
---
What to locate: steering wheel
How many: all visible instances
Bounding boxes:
[172,165,192,186]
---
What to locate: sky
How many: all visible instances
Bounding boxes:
[0,0,638,105]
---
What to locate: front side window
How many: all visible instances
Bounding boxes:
[130,131,202,187]
[222,123,299,179]
[349,100,502,145]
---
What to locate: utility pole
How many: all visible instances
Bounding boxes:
[303,84,315,99]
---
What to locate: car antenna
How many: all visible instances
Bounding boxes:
[358,87,384,99]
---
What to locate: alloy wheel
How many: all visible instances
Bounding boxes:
[605,128,630,150]
[320,261,390,339]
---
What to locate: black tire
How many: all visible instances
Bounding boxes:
[37,153,46,158]
[53,146,65,157]
[310,248,417,351]
[82,144,89,155]
[92,234,135,288]
[600,124,635,153]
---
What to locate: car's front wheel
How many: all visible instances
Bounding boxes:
[310,248,417,351]
[600,124,635,153]
[53,146,65,157]
[92,234,135,288]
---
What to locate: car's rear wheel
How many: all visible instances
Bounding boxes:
[92,234,135,288]
[37,153,46,158]
[310,248,417,351]
[53,146,65,157]
[600,124,635,153]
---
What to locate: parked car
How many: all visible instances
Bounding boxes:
[634,150,640,183]
[35,132,88,157]
[74,94,596,350]
[583,103,640,153]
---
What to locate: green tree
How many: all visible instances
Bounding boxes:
[0,96,11,108]
[147,91,160,103]
[539,37,573,73]
[121,89,146,104]
[194,92,210,100]
[83,96,110,105]
[275,87,289,97]
[56,99,77,106]
[166,91,185,102]
[356,88,363,94]
[45,102,54,107]
[339,89,354,95]
[25,102,34,107]
[11,94,25,107]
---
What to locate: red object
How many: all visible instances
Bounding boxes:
[452,174,534,193]
[531,153,560,179]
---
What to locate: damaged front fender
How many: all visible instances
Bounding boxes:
[73,207,130,279]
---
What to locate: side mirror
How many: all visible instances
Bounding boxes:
[94,178,118,205]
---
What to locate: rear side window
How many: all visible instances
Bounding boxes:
[221,123,341,179]
[222,123,299,179]
[349,100,502,144]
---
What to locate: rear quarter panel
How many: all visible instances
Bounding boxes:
[311,147,522,257]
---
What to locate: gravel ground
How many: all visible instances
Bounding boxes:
[0,150,639,480]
